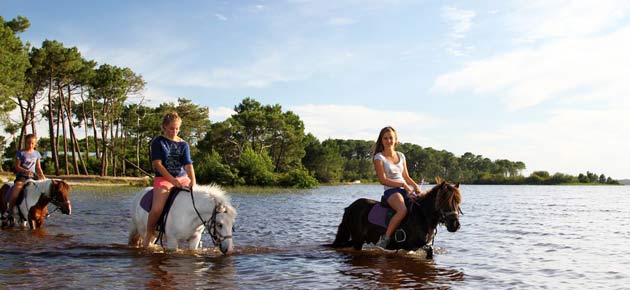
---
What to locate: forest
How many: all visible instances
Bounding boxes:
[0,16,620,188]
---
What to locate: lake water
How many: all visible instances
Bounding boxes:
[0,184,629,289]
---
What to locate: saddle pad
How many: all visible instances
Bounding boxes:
[140,188,184,213]
[140,188,185,233]
[367,203,389,229]
[140,189,154,212]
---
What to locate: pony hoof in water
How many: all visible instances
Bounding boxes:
[330,178,462,257]
[128,184,237,254]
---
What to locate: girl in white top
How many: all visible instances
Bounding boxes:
[372,126,422,249]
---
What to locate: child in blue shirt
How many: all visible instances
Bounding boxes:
[2,134,46,220]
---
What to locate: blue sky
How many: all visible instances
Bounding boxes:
[3,0,629,179]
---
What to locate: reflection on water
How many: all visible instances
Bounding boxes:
[1,184,629,289]
[333,249,464,289]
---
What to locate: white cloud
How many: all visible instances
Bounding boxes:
[215,14,228,21]
[460,107,630,179]
[509,0,630,42]
[170,43,357,89]
[289,104,442,146]
[327,17,356,26]
[441,6,476,56]
[434,26,630,111]
[142,85,178,107]
[433,1,630,178]
[209,106,235,123]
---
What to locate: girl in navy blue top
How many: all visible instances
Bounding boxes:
[144,112,196,248]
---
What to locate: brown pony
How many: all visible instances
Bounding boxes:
[1,179,72,229]
[329,178,462,257]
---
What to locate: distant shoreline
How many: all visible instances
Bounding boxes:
[0,173,623,189]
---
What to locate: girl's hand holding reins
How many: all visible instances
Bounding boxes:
[172,179,183,188]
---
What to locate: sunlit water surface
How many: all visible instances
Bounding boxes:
[1,184,629,289]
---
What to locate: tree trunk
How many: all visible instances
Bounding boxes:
[59,86,70,174]
[78,87,90,163]
[30,91,37,136]
[100,119,108,176]
[48,74,60,175]
[66,85,81,174]
[121,128,127,176]
[112,119,119,177]
[90,95,99,158]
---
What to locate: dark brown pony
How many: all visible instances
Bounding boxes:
[329,178,462,257]
[0,179,72,229]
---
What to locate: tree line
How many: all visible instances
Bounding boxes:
[0,16,620,187]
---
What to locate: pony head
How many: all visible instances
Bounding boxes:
[212,203,236,254]
[196,184,237,254]
[51,179,72,215]
[433,177,462,232]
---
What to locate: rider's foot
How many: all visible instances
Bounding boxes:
[143,233,155,248]
[375,235,390,250]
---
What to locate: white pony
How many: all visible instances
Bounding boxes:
[128,184,236,254]
[0,179,72,229]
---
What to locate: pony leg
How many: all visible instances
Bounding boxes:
[128,221,142,247]
[0,183,9,214]
[188,233,202,250]
[331,221,352,248]
[165,233,179,251]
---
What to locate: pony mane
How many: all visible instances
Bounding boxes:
[421,177,462,210]
[194,184,237,217]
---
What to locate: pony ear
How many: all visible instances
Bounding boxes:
[455,183,460,188]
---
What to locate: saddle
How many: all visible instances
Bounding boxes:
[367,198,413,229]
[140,187,190,233]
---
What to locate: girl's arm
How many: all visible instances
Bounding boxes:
[36,159,45,179]
[184,164,196,187]
[374,159,412,192]
[14,159,29,176]
[402,160,420,193]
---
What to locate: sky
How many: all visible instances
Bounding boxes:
[2,0,629,179]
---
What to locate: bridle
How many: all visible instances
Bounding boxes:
[190,189,233,247]
[435,186,462,224]
[42,180,70,216]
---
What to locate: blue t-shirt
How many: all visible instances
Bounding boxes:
[16,150,41,178]
[150,136,193,178]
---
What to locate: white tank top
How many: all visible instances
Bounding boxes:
[374,152,406,190]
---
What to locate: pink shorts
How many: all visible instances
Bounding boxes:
[153,175,191,191]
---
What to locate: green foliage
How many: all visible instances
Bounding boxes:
[277,168,319,188]
[0,16,29,117]
[195,150,238,185]
[237,145,275,186]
